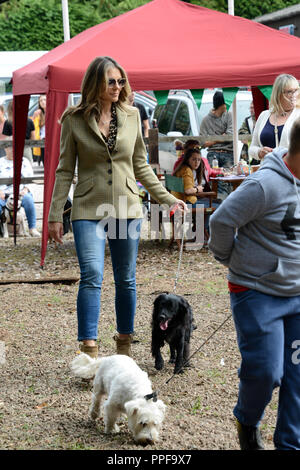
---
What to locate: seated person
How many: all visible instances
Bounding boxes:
[171,147,222,231]
[172,139,201,174]
[172,147,223,203]
[0,141,40,237]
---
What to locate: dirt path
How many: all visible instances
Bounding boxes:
[0,236,277,450]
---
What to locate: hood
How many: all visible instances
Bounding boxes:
[258,147,297,184]
[258,148,300,207]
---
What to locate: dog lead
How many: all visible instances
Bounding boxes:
[144,392,158,402]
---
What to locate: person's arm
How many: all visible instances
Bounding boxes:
[249,111,272,160]
[143,119,150,138]
[225,111,233,135]
[180,167,202,196]
[208,179,266,266]
[28,118,36,141]
[48,115,77,243]
[238,118,249,135]
[200,116,217,147]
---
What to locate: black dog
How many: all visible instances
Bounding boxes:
[151,293,195,374]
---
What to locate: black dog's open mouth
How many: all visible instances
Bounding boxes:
[159,319,169,331]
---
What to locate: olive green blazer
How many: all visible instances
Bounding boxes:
[48,105,177,222]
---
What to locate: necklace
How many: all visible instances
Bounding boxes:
[100,117,111,125]
[279,109,292,117]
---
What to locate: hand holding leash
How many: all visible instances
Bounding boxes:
[170,199,188,217]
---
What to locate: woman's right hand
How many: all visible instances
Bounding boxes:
[48,222,64,244]
[258,146,272,159]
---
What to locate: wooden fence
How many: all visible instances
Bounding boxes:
[0,130,251,226]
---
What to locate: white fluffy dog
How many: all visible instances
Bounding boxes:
[3,195,27,238]
[71,354,166,446]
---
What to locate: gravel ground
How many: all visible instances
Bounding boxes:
[0,232,278,451]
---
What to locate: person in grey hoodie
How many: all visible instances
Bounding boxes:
[208,118,300,451]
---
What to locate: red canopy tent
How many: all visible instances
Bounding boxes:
[12,0,300,265]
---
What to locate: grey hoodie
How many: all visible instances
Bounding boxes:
[208,148,300,296]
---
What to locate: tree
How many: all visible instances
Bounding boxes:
[1,0,300,51]
[191,0,300,19]
[0,0,101,50]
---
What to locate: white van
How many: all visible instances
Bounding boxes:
[151,88,252,172]
[0,51,47,99]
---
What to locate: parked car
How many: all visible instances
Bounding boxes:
[133,91,157,118]
[151,88,253,172]
[0,94,39,117]
[26,90,156,121]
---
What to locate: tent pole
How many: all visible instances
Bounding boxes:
[62,0,70,42]
[61,0,73,106]
[228,1,239,164]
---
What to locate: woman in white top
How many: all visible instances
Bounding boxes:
[249,74,300,162]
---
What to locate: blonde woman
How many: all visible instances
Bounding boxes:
[48,56,185,359]
[249,74,300,161]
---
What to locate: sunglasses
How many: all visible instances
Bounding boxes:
[283,88,299,97]
[108,78,127,88]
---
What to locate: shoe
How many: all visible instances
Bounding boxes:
[79,343,99,359]
[113,333,132,356]
[236,419,264,450]
[29,228,41,237]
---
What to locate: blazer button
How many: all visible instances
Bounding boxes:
[108,180,112,185]
[107,169,112,174]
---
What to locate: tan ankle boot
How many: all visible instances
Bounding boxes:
[79,343,99,358]
[113,334,132,357]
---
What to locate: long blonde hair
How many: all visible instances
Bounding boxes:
[269,73,299,115]
[61,56,131,123]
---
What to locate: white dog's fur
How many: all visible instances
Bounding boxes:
[71,354,166,445]
[3,195,28,238]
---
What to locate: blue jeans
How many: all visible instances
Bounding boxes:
[190,198,220,230]
[72,219,142,341]
[207,151,234,199]
[0,192,36,229]
[21,193,37,229]
[230,289,300,450]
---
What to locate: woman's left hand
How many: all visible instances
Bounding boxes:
[170,200,188,215]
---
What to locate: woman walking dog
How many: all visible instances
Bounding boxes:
[48,56,186,359]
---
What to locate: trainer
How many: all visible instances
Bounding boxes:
[208,118,300,450]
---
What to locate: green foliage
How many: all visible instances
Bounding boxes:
[192,0,300,19]
[0,0,101,50]
[1,0,300,51]
[98,0,149,21]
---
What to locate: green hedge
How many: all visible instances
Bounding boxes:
[1,0,300,51]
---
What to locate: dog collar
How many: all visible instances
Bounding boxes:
[144,392,158,402]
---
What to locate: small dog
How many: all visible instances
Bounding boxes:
[151,292,195,374]
[71,354,166,446]
[3,194,27,238]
